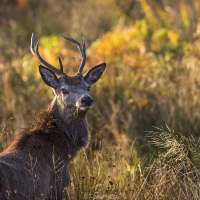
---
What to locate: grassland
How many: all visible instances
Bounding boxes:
[0,0,200,199]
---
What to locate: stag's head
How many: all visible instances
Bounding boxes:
[30,33,106,115]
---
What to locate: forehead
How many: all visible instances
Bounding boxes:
[59,74,88,88]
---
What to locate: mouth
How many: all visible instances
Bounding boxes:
[77,105,93,111]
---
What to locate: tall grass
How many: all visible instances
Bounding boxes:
[1,122,199,199]
[64,126,200,199]
[0,0,200,199]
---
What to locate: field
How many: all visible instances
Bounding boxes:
[0,0,200,199]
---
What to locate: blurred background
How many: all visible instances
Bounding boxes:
[1,0,200,198]
[0,0,200,149]
[0,0,200,151]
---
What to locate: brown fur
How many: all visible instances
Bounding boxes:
[0,100,89,199]
[0,35,106,199]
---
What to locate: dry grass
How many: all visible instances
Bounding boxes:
[61,125,200,200]
[0,1,200,199]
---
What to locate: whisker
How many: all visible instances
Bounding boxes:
[93,106,105,122]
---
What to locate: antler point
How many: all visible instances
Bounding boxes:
[30,34,62,75]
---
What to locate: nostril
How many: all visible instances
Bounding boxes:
[81,96,93,105]
[81,97,87,103]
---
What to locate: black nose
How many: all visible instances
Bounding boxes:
[81,96,93,106]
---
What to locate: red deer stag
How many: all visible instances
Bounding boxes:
[0,33,106,199]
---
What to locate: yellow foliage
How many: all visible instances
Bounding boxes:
[29,35,83,74]
[140,0,157,26]
[90,25,148,69]
[180,2,190,28]
[167,31,179,46]
[151,28,167,51]
[40,35,62,67]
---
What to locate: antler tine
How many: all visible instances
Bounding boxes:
[58,56,63,73]
[61,35,86,74]
[30,33,62,75]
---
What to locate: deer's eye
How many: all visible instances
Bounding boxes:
[61,88,69,94]
[87,86,91,92]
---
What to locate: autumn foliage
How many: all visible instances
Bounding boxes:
[0,0,200,199]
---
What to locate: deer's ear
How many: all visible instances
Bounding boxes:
[84,63,106,85]
[39,65,59,89]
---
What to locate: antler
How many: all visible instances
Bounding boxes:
[58,56,63,73]
[61,35,86,74]
[30,33,63,75]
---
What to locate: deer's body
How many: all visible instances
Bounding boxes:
[0,34,106,199]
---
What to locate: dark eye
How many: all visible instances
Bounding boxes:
[87,86,91,91]
[61,88,69,94]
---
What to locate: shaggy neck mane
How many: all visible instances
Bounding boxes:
[33,98,89,147]
[3,99,89,158]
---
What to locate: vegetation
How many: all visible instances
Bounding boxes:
[0,0,200,199]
